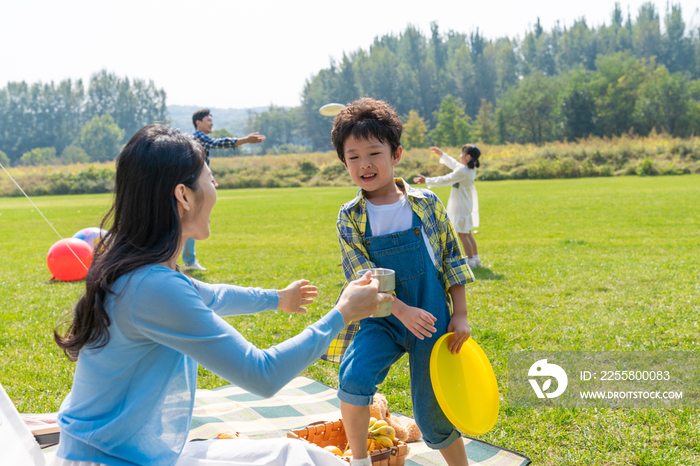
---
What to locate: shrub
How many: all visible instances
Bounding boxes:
[320,163,348,181]
[298,159,318,175]
[599,165,613,176]
[20,147,57,166]
[527,159,556,179]
[580,158,597,177]
[555,157,581,178]
[636,158,657,176]
[478,170,506,181]
[510,166,529,179]
[275,144,312,154]
[657,161,684,175]
[0,150,9,167]
[60,146,90,164]
[1,134,698,197]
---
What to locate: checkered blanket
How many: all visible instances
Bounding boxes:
[39,377,529,465]
[189,377,530,466]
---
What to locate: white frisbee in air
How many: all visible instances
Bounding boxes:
[319,103,345,117]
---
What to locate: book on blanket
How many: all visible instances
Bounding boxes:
[21,413,61,447]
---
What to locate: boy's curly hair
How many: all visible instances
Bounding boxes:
[331,98,403,164]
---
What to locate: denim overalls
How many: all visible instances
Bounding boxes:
[337,209,461,449]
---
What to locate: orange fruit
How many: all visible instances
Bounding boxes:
[324,445,343,456]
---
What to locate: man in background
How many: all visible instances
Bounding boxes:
[183,108,266,271]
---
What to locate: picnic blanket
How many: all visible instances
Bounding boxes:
[189,377,530,466]
[40,377,530,465]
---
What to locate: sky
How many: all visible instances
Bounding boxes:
[2,0,699,109]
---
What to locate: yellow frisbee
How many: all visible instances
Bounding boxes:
[429,334,499,436]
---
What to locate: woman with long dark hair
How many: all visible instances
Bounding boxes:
[51,124,391,466]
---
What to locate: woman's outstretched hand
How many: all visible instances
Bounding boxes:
[336,272,394,325]
[277,280,318,314]
[430,147,443,156]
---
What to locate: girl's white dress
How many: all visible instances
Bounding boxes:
[425,152,479,233]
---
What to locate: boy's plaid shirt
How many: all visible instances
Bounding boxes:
[322,178,475,363]
[192,130,238,162]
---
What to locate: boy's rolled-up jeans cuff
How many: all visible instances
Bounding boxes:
[424,428,462,450]
[337,388,374,407]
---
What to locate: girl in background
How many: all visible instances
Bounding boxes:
[414,144,481,268]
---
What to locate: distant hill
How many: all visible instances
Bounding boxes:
[168,105,277,136]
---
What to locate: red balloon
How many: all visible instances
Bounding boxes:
[47,238,94,281]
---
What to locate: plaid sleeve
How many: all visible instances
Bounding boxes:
[433,195,474,288]
[321,205,376,364]
[195,132,238,150]
[337,211,374,283]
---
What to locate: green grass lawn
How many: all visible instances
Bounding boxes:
[1,175,699,465]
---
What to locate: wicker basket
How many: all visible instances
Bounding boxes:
[287,419,408,466]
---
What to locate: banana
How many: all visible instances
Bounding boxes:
[372,425,396,439]
[373,434,394,449]
[368,417,378,429]
[368,420,388,432]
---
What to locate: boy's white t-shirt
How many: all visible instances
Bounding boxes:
[365,194,437,265]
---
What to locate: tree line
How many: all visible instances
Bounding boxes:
[248,2,699,151]
[2,2,699,164]
[0,70,167,166]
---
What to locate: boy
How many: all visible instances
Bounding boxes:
[326,98,475,466]
[183,109,266,271]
